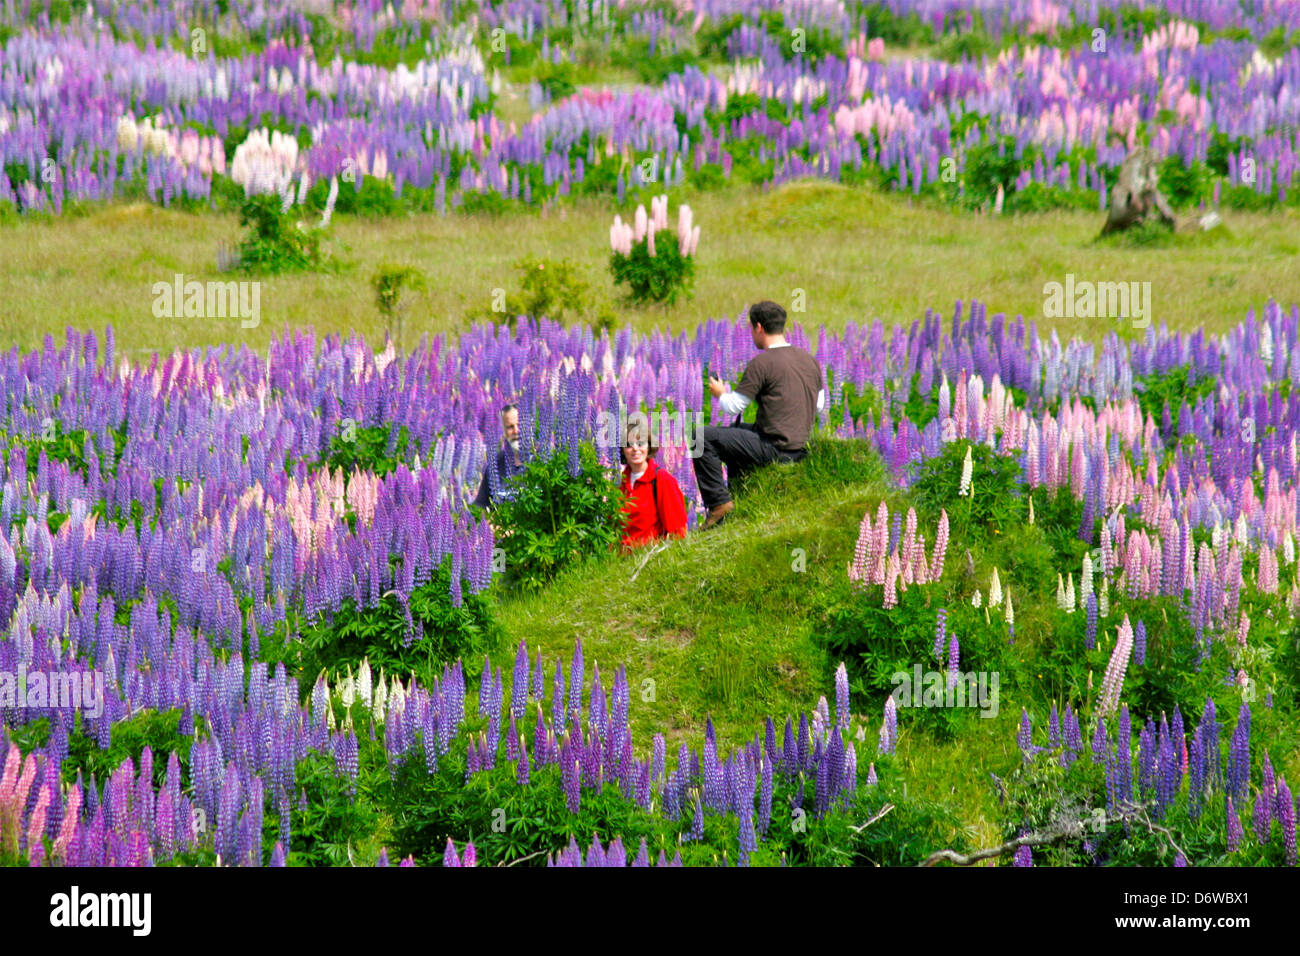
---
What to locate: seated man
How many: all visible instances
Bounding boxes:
[694,300,825,529]
[473,403,526,510]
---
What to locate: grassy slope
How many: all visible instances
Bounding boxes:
[488,437,1012,850]
[2,180,1297,358]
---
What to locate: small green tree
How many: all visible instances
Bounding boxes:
[372,263,426,348]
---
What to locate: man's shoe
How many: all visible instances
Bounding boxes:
[702,500,734,530]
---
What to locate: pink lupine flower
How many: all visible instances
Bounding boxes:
[930,509,949,580]
[883,552,900,609]
[1098,615,1134,715]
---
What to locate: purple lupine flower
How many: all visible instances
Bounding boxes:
[479,656,491,717]
[1277,777,1297,865]
[946,633,960,690]
[1091,717,1108,765]
[561,753,581,814]
[1048,702,1060,750]
[517,740,530,787]
[1174,852,1188,867]
[1133,620,1146,666]
[1227,703,1250,803]
[878,696,897,755]
[532,650,545,703]
[687,793,704,842]
[568,640,584,723]
[632,839,650,867]
[1226,796,1243,853]
[376,849,390,867]
[269,842,286,867]
[1017,709,1032,762]
[511,640,528,719]
[758,759,774,836]
[651,734,666,789]
[1012,842,1032,867]
[1253,787,1272,844]
[834,663,850,730]
[1117,706,1132,805]
[933,607,947,661]
[552,661,565,725]
[605,837,626,868]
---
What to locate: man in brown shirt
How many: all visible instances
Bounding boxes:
[694,300,825,529]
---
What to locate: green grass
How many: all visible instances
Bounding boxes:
[486,435,1004,848]
[3,180,1297,358]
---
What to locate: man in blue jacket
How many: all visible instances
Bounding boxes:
[473,403,527,509]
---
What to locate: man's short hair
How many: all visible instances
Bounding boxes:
[749,300,787,334]
[500,403,519,417]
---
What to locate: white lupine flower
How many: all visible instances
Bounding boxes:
[340,669,355,709]
[972,588,982,608]
[1099,577,1110,617]
[357,658,373,708]
[1065,572,1076,613]
[1028,496,1034,525]
[1235,513,1249,547]
[1261,323,1273,363]
[988,567,1002,607]
[1283,532,1295,565]
[1005,591,1015,626]
[1056,573,1066,609]
[373,670,388,723]
[1081,552,1093,596]
[958,445,973,496]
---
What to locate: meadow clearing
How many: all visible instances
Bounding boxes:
[1,0,1299,872]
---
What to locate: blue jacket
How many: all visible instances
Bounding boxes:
[473,445,526,509]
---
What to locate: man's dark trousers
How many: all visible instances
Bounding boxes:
[693,423,806,509]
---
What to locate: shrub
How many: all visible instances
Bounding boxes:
[911,440,1028,540]
[295,559,502,687]
[320,422,413,478]
[608,197,699,306]
[236,193,335,274]
[511,256,590,322]
[487,442,626,593]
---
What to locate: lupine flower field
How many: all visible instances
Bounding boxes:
[1,0,1299,878]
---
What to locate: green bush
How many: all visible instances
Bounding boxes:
[1156,157,1213,209]
[278,747,384,866]
[236,193,335,275]
[321,422,413,478]
[486,442,626,593]
[911,440,1028,540]
[511,255,591,322]
[610,232,695,306]
[295,559,502,687]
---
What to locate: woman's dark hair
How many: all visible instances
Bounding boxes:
[618,414,658,466]
[749,300,787,334]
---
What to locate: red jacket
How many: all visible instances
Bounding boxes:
[619,457,688,548]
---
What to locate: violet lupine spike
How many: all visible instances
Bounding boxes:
[834,662,850,731]
[1226,797,1243,853]
[1277,776,1297,865]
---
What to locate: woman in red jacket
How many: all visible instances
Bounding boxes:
[619,421,688,550]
